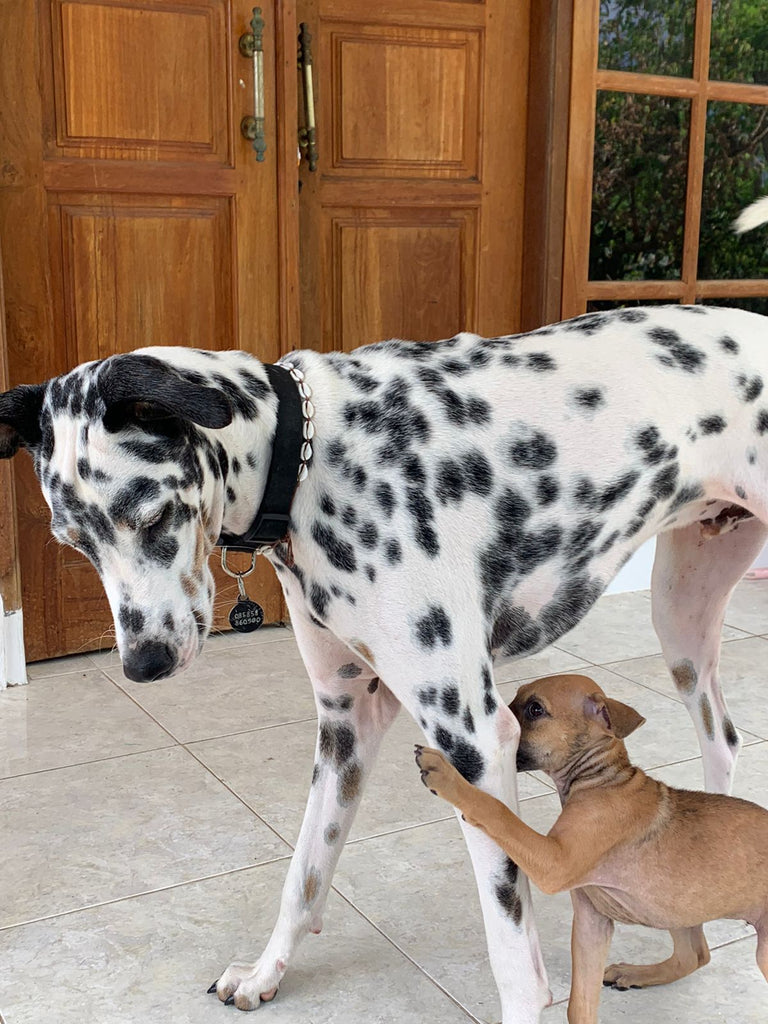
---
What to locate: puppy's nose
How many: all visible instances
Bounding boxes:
[123,640,177,682]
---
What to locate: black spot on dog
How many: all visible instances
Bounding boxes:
[384,538,402,564]
[755,410,768,435]
[735,485,747,500]
[324,822,341,844]
[491,604,542,657]
[669,483,704,513]
[451,739,485,784]
[699,693,715,740]
[441,685,461,716]
[358,522,379,548]
[319,721,356,767]
[723,717,739,748]
[510,432,557,470]
[617,308,648,323]
[671,659,697,694]
[118,604,145,633]
[736,374,763,403]
[312,522,357,572]
[698,415,726,435]
[374,481,396,516]
[414,605,453,649]
[108,476,160,524]
[463,707,476,733]
[572,387,604,410]
[418,686,439,706]
[537,474,560,506]
[310,584,331,619]
[719,335,739,354]
[435,725,454,752]
[338,760,362,805]
[648,326,706,373]
[651,462,680,500]
[526,352,557,372]
[338,663,362,679]
[320,493,336,516]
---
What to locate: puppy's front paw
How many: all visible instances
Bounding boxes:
[414,745,465,805]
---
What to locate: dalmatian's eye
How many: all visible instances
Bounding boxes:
[142,503,172,532]
[525,699,547,721]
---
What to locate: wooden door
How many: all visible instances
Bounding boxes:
[0,0,297,661]
[296,0,531,350]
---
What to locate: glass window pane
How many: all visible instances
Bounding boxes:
[710,0,768,85]
[700,297,768,315]
[598,0,695,78]
[590,92,690,281]
[698,101,768,280]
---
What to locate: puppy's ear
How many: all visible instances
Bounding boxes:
[99,353,233,431]
[605,698,645,739]
[584,693,645,738]
[0,384,46,457]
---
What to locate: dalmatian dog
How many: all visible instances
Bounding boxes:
[2,303,768,1021]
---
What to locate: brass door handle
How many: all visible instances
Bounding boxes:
[239,7,266,161]
[298,23,318,171]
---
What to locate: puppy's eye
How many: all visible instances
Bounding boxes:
[525,700,546,721]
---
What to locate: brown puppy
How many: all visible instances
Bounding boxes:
[415,673,768,1023]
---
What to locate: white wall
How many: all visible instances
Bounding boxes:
[607,536,768,594]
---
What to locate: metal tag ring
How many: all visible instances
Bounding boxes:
[220,547,259,579]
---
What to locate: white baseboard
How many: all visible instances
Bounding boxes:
[0,599,27,688]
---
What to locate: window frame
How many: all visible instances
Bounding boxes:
[561,0,768,317]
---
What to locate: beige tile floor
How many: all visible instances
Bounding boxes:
[2,583,768,1023]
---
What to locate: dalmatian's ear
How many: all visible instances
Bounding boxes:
[99,353,233,431]
[0,383,46,458]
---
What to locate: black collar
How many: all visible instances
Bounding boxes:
[216,363,303,552]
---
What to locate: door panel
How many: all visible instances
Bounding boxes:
[51,0,231,161]
[53,195,236,361]
[327,208,476,350]
[330,24,481,176]
[1,0,289,660]
[299,0,530,352]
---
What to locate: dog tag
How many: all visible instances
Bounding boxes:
[228,569,264,633]
[229,594,264,633]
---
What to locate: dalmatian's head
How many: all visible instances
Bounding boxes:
[0,348,275,681]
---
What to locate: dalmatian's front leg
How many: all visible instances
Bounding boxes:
[369,633,552,1024]
[211,608,400,1010]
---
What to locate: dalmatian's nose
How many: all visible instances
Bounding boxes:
[123,640,177,683]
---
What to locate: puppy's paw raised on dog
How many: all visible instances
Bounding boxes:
[414,745,465,805]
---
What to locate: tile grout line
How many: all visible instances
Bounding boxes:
[329,885,484,1024]
[0,856,293,934]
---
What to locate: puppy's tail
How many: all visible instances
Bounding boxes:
[733,195,768,234]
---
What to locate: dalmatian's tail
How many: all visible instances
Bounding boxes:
[733,195,768,234]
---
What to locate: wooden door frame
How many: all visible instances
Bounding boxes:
[0,242,22,619]
[275,0,301,356]
[521,0,574,331]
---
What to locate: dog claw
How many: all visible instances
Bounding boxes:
[225,995,235,1005]
[207,981,218,994]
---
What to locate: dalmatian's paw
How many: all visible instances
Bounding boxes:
[208,958,283,1010]
[414,745,467,807]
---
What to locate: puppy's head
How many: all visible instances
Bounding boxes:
[509,674,645,775]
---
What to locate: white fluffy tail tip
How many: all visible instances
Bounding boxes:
[733,195,768,235]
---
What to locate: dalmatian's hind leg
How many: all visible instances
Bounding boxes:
[652,515,768,794]
[211,609,400,1010]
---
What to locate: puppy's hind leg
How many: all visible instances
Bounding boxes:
[651,516,768,794]
[603,925,710,990]
[568,889,614,1024]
